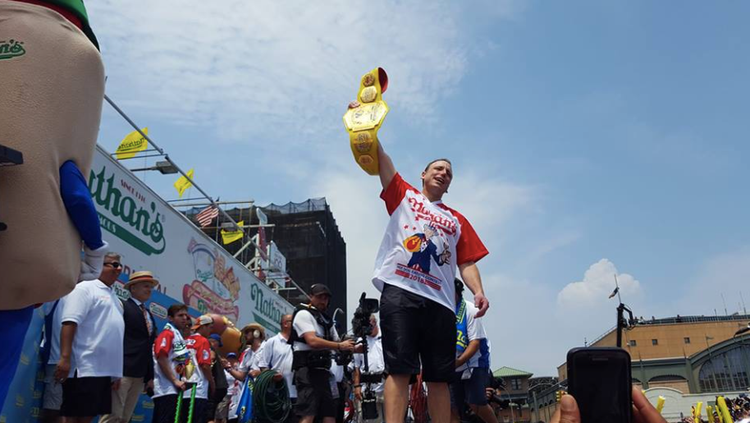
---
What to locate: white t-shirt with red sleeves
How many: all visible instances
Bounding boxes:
[152,324,191,399]
[373,173,489,311]
[184,334,212,399]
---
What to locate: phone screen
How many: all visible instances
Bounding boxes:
[568,348,632,423]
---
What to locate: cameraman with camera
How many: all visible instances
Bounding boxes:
[290,284,357,423]
[353,315,385,422]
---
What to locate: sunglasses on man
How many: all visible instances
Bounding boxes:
[104,262,123,269]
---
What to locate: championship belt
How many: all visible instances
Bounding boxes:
[343,67,389,175]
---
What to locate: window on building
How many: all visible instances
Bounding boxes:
[629,340,637,347]
[684,337,691,344]
[511,378,522,390]
[698,345,750,392]
[652,339,659,346]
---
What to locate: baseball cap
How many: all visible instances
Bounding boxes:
[310,284,332,297]
[191,314,213,330]
[208,333,223,346]
[226,352,237,359]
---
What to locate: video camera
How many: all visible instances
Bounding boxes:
[488,371,505,405]
[351,293,379,339]
[351,293,380,420]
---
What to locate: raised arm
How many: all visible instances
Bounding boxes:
[348,101,396,190]
[377,142,396,190]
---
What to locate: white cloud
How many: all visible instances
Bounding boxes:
[87,1,523,146]
[558,258,642,309]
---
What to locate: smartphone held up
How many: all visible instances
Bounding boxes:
[567,347,633,423]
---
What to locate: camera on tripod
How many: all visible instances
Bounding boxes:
[351,293,381,420]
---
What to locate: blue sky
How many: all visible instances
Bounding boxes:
[88,1,750,376]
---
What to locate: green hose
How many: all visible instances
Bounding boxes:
[253,370,292,423]
[187,384,197,423]
[174,391,183,423]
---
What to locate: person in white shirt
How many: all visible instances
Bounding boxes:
[183,315,216,423]
[257,314,296,407]
[54,252,125,423]
[227,323,266,382]
[151,304,192,423]
[224,353,242,422]
[353,315,386,423]
[290,284,357,423]
[347,101,491,423]
[450,279,496,423]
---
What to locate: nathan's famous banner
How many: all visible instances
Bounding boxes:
[1,145,293,423]
[88,145,293,332]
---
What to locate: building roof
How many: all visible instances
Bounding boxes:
[493,366,534,378]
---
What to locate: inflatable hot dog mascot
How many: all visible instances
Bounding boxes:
[343,67,389,175]
[0,0,107,408]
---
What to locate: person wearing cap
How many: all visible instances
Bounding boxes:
[100,271,159,423]
[53,252,125,423]
[207,333,229,423]
[185,315,216,423]
[289,284,357,423]
[224,353,242,422]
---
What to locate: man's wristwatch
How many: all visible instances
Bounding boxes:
[343,67,390,175]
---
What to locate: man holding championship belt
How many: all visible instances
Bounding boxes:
[344,69,491,423]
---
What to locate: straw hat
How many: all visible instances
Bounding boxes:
[124,271,159,289]
[240,323,266,340]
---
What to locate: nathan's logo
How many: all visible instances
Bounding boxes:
[250,283,287,332]
[89,166,166,255]
[0,39,26,60]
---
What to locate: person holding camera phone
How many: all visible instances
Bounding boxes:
[364,134,490,423]
[551,388,667,423]
[289,284,359,423]
[353,315,385,422]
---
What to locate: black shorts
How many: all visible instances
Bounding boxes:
[450,368,491,412]
[294,367,336,417]
[180,397,207,423]
[61,375,112,417]
[380,283,456,382]
[152,395,178,423]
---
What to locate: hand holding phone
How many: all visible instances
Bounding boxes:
[567,347,632,423]
[562,347,666,423]
[552,387,666,423]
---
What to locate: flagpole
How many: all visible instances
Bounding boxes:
[614,274,623,304]
[613,274,634,348]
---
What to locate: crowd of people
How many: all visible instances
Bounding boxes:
[31,147,501,423]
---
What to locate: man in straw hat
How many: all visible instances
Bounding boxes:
[101,271,159,423]
[228,322,266,382]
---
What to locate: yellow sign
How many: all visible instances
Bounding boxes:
[115,128,149,160]
[221,221,244,245]
[173,169,194,198]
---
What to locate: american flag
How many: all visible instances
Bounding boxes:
[195,205,219,227]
